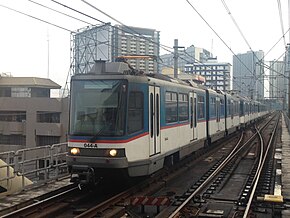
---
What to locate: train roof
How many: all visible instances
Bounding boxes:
[75,61,262,103]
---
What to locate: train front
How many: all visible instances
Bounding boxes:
[67,74,129,184]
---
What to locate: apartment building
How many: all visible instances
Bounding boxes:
[0,77,69,152]
[184,57,231,91]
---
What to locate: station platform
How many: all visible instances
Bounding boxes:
[281,114,290,217]
[0,176,71,216]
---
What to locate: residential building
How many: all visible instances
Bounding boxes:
[160,45,212,73]
[112,25,160,73]
[184,57,231,91]
[232,51,264,100]
[0,77,69,152]
[73,23,160,74]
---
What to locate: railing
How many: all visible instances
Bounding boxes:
[0,143,68,192]
[283,111,290,133]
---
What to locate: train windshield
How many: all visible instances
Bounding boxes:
[70,79,127,137]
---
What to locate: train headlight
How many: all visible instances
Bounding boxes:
[70,147,80,155]
[109,149,117,157]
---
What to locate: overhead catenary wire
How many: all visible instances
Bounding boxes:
[219,0,289,98]
[27,0,93,26]
[277,0,287,47]
[0,0,288,100]
[0,4,72,32]
[219,0,286,96]
[185,0,269,95]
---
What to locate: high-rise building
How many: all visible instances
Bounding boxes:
[269,60,285,98]
[269,60,286,110]
[72,24,160,74]
[232,51,264,100]
[160,45,212,73]
[184,57,231,91]
[112,25,160,73]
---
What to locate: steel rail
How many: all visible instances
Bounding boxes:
[243,113,280,218]
[167,131,245,218]
[1,186,78,218]
[168,113,277,218]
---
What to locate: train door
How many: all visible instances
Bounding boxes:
[149,86,161,156]
[190,92,198,141]
[216,97,221,131]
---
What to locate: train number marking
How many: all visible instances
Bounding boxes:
[84,143,98,148]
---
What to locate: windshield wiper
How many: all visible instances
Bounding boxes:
[89,127,106,143]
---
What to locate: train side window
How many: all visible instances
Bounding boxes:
[179,93,189,121]
[190,97,193,128]
[165,92,178,123]
[197,95,205,120]
[128,91,144,134]
[220,99,225,117]
[210,97,216,118]
[194,98,197,127]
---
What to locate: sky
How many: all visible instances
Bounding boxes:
[0,0,289,89]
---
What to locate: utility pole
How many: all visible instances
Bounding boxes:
[173,39,178,78]
[173,39,185,79]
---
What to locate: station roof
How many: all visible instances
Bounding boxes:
[0,77,61,89]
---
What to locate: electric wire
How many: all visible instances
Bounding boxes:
[220,0,289,98]
[185,0,269,97]
[27,0,93,26]
[0,4,72,32]
[219,0,277,96]
[2,1,287,102]
[277,0,287,47]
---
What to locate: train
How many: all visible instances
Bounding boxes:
[66,61,268,184]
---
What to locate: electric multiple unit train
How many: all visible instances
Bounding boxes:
[66,61,268,184]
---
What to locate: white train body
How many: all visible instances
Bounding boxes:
[66,62,268,183]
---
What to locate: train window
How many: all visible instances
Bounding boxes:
[190,97,193,128]
[70,80,127,136]
[156,94,160,136]
[128,92,144,134]
[165,92,178,123]
[210,97,216,118]
[220,99,225,117]
[240,102,244,116]
[150,93,154,137]
[179,93,189,121]
[197,95,205,120]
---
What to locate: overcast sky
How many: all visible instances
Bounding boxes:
[0,0,289,88]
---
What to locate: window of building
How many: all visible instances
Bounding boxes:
[0,111,26,122]
[36,136,60,146]
[37,112,60,123]
[0,87,11,97]
[11,87,31,97]
[197,95,205,119]
[179,93,188,121]
[166,92,178,123]
[31,88,50,97]
[0,134,26,145]
[128,92,144,134]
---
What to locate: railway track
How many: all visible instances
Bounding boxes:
[158,112,281,218]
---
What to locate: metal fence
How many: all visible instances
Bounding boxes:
[283,111,290,133]
[0,143,68,191]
